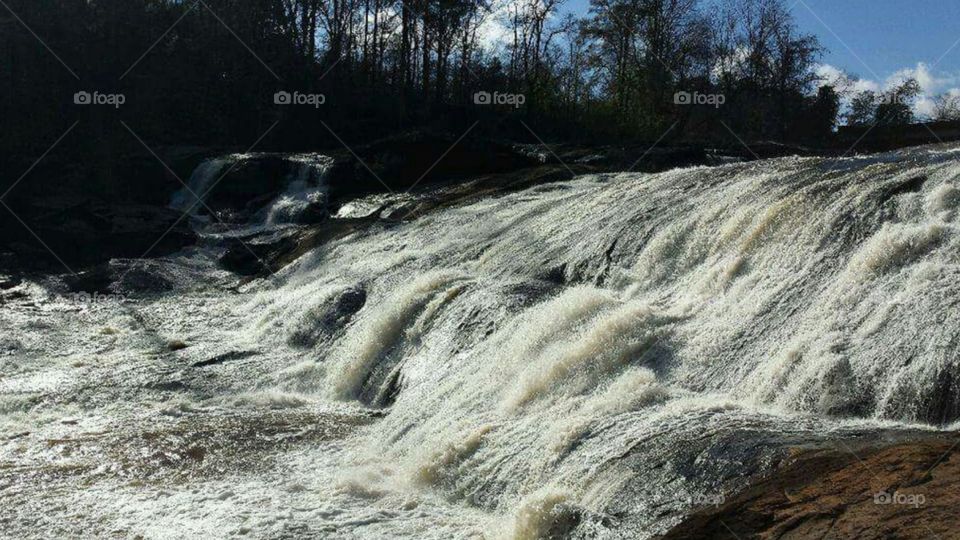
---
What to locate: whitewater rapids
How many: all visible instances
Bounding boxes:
[2,144,960,538]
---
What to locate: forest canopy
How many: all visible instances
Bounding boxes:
[0,0,931,175]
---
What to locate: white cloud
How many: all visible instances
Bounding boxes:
[816,62,960,120]
[852,77,882,94]
[477,0,567,52]
[478,8,511,50]
[815,63,845,86]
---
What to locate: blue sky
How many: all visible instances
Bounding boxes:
[554,0,960,115]
[791,0,960,79]
[560,0,960,77]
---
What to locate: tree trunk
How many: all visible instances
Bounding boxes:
[422,1,431,103]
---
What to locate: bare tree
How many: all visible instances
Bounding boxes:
[932,92,960,122]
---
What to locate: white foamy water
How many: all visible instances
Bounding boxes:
[3,143,959,538]
[260,154,333,226]
[170,153,332,227]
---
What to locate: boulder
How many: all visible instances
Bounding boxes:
[200,155,291,219]
[660,433,960,540]
[218,230,303,276]
[1,197,195,268]
[62,260,174,296]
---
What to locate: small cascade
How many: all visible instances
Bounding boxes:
[260,155,333,226]
[171,153,332,227]
[169,156,234,214]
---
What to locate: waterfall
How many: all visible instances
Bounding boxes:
[260,155,332,226]
[10,144,958,539]
[170,153,332,226]
[169,156,233,214]
[242,145,960,535]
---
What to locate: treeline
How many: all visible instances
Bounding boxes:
[1,0,873,186]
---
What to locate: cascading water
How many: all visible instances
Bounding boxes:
[236,144,959,536]
[170,153,332,227]
[169,155,234,214]
[259,155,333,226]
[3,144,959,538]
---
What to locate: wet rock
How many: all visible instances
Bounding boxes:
[166,340,189,351]
[538,264,569,285]
[201,155,290,219]
[218,219,372,277]
[326,131,540,200]
[218,233,301,276]
[193,350,258,368]
[63,261,172,296]
[288,287,367,348]
[2,198,195,267]
[880,175,928,204]
[922,370,960,425]
[112,264,173,294]
[660,433,960,540]
[541,504,584,539]
[63,266,113,294]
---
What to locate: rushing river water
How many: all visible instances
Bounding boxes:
[2,144,959,538]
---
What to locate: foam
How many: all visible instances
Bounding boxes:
[328,272,466,399]
[504,301,665,410]
[412,424,496,487]
[847,222,946,277]
[502,489,578,540]
[223,391,310,409]
[926,182,960,219]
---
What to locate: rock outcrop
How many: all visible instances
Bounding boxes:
[1,198,194,268]
[661,432,960,539]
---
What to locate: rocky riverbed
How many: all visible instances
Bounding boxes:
[4,141,960,538]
